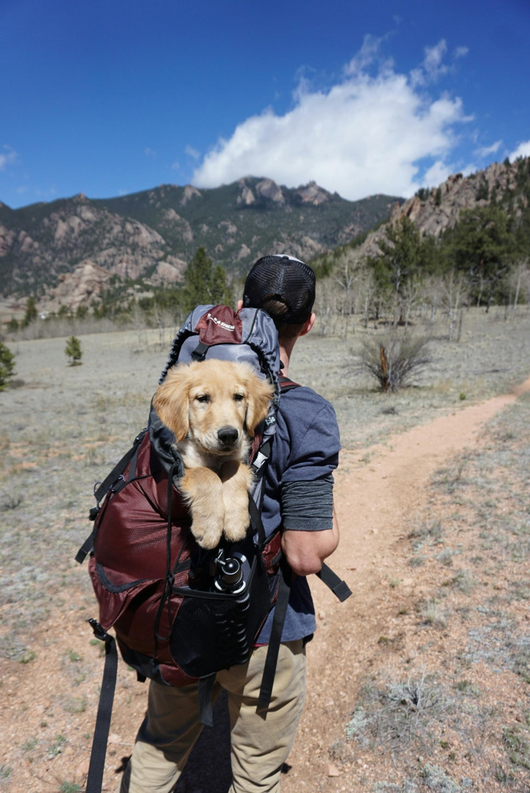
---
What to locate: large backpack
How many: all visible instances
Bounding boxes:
[77,304,350,792]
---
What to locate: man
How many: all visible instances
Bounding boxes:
[120,254,341,793]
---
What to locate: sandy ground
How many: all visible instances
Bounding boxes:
[1,321,529,791]
[3,372,530,791]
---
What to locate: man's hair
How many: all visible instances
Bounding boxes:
[259,297,307,342]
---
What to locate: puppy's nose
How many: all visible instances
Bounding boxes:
[217,426,239,446]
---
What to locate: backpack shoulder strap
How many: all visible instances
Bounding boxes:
[278,374,300,392]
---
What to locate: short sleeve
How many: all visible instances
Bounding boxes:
[281,397,340,483]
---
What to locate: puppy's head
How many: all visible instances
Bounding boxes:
[153,359,274,456]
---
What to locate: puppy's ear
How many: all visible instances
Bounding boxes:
[245,374,274,437]
[153,366,190,441]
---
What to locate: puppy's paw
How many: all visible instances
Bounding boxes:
[191,521,224,550]
[223,512,250,543]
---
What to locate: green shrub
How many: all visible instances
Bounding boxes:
[65,335,82,366]
[0,341,16,391]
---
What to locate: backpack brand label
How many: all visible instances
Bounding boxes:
[206,312,235,332]
[196,305,243,345]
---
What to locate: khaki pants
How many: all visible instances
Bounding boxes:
[119,640,306,793]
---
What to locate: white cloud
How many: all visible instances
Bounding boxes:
[192,44,470,200]
[509,140,530,160]
[185,145,200,160]
[423,160,452,187]
[475,140,502,158]
[0,145,17,170]
[409,39,468,88]
[422,40,449,81]
[144,147,156,158]
[343,34,394,77]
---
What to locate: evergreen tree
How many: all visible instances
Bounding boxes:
[443,205,515,309]
[65,335,83,365]
[0,342,16,391]
[58,304,72,319]
[183,247,231,311]
[22,296,38,327]
[369,217,436,298]
[210,264,231,305]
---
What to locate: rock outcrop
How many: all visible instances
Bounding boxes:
[346,158,529,263]
[41,261,111,312]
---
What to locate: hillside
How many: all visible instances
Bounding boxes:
[311,157,530,269]
[0,178,402,305]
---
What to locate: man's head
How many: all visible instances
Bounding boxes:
[242,254,316,342]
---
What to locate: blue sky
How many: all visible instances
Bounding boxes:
[1,0,529,209]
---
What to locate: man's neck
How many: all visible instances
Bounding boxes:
[278,340,296,376]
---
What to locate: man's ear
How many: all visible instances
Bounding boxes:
[153,367,190,441]
[299,312,316,337]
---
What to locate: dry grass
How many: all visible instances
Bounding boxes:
[328,392,530,790]
[1,309,530,791]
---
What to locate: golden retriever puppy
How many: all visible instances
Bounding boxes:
[153,359,274,549]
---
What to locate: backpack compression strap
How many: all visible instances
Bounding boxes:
[84,620,118,793]
[75,429,147,564]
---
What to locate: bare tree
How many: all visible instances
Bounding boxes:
[442,270,466,342]
[508,259,530,317]
[334,254,364,337]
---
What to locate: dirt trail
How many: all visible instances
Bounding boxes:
[282,376,530,790]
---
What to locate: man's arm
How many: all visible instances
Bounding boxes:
[281,512,339,576]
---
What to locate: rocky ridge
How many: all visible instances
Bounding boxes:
[347,158,529,262]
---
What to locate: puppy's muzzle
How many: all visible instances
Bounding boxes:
[217,426,239,449]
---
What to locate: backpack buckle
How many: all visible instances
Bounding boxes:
[88,618,110,642]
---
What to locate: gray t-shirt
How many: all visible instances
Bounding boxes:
[256,385,341,643]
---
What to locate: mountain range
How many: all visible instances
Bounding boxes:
[0,178,402,309]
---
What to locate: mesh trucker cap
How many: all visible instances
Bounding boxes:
[243,254,316,324]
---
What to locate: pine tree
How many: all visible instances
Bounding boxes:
[444,205,515,310]
[65,335,83,366]
[0,342,16,391]
[22,297,38,327]
[369,217,435,297]
[210,264,231,305]
[183,248,231,311]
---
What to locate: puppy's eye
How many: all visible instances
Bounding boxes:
[195,394,210,404]
[233,393,245,402]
